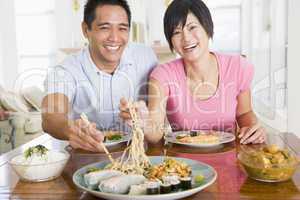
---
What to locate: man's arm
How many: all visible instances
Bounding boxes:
[42,93,71,140]
[42,93,105,152]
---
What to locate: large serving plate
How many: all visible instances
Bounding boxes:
[103,132,131,147]
[164,131,235,147]
[73,156,217,200]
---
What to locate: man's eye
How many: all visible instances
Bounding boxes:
[99,26,109,30]
[119,27,129,32]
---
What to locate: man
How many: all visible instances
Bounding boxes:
[42,0,157,152]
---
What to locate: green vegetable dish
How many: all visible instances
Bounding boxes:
[24,145,49,159]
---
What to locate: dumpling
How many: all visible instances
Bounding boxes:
[99,174,146,194]
[84,169,124,190]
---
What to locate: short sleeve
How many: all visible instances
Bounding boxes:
[149,65,170,96]
[44,66,76,102]
[238,56,254,93]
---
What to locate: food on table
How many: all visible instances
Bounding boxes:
[24,144,48,159]
[194,174,205,184]
[105,131,123,141]
[180,177,192,190]
[128,184,147,195]
[160,182,172,194]
[176,131,220,144]
[146,181,161,195]
[107,102,151,175]
[146,158,191,180]
[81,156,201,195]
[78,102,207,196]
[9,145,69,182]
[99,174,146,194]
[84,169,124,189]
[238,144,299,182]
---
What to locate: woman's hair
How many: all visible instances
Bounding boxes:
[84,0,131,30]
[163,0,214,51]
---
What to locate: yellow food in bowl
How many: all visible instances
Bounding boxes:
[238,144,299,182]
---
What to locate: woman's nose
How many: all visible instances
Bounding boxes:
[182,30,192,42]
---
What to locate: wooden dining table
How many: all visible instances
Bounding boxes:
[1,132,300,200]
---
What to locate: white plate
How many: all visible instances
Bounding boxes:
[73,156,217,200]
[104,134,131,147]
[164,131,235,147]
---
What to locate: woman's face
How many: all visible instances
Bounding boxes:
[171,12,210,63]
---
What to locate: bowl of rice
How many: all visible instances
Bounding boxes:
[9,145,70,182]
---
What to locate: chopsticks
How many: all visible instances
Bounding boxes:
[80,113,115,163]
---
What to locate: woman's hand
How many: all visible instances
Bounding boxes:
[238,123,266,144]
[119,98,149,127]
[66,119,105,152]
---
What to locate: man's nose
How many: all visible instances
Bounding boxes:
[108,29,119,41]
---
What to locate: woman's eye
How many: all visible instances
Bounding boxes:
[189,26,197,31]
[173,31,181,35]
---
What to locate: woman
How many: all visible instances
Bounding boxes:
[120,0,266,144]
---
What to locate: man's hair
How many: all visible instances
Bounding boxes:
[164,0,214,51]
[84,0,131,29]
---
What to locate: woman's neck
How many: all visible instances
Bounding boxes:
[184,52,217,82]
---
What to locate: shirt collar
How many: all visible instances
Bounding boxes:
[84,44,134,76]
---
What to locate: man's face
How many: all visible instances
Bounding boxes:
[83,5,130,67]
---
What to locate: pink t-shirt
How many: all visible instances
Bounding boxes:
[150,52,254,133]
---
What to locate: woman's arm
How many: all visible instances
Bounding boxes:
[144,78,168,143]
[236,90,266,144]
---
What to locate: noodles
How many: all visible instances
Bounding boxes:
[108,101,151,174]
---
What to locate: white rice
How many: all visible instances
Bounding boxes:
[10,151,68,181]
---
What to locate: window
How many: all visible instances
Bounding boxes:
[14,0,56,89]
[206,0,242,53]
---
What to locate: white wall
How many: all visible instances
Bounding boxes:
[287,0,300,137]
[0,0,19,90]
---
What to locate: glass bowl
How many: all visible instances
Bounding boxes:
[9,151,70,182]
[238,144,299,182]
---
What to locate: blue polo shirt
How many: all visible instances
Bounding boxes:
[45,42,158,130]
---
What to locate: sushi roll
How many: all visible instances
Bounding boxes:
[180,177,192,190]
[170,179,181,191]
[160,183,172,194]
[190,131,198,137]
[146,181,160,195]
[129,184,147,195]
[162,175,179,184]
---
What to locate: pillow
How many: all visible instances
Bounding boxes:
[21,87,45,111]
[0,91,29,113]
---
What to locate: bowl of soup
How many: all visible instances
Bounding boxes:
[238,144,299,182]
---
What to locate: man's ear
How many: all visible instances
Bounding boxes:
[81,22,89,38]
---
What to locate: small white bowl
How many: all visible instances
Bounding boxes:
[9,151,70,182]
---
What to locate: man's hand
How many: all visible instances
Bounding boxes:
[67,119,105,152]
[238,123,266,144]
[0,109,9,121]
